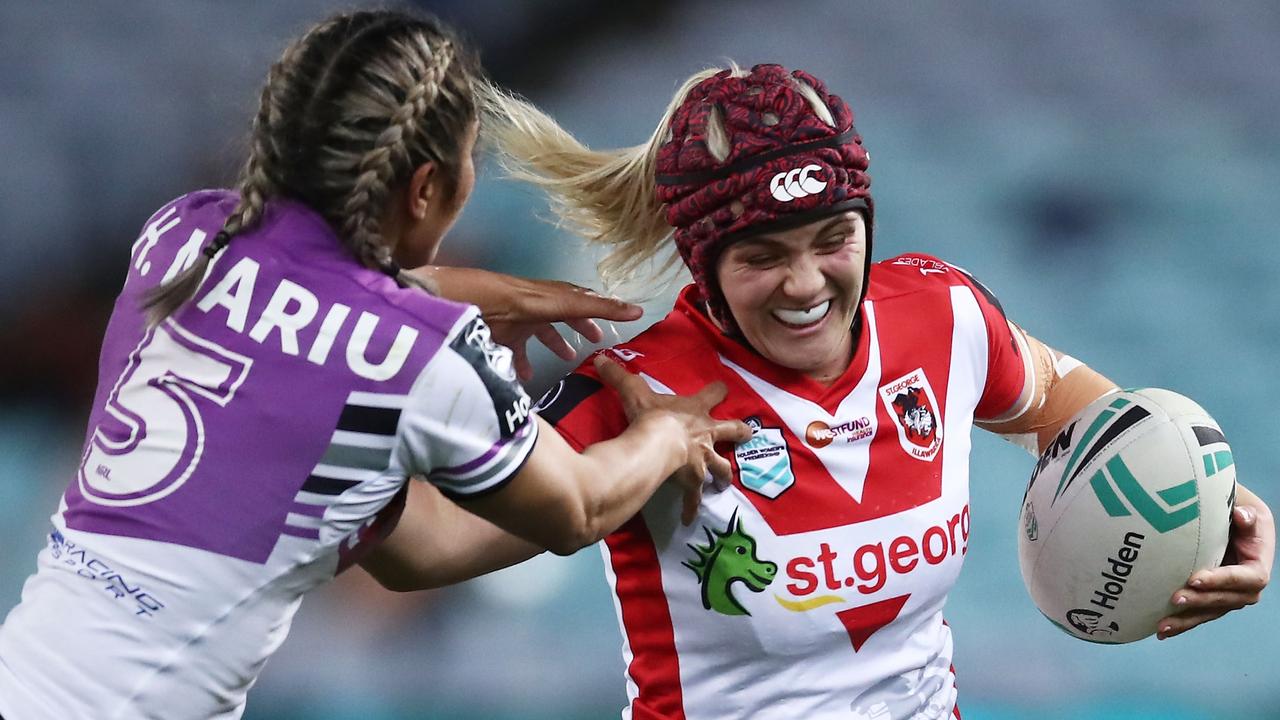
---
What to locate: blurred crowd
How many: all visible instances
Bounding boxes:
[1,2,1277,718]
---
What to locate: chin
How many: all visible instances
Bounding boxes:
[770,340,846,375]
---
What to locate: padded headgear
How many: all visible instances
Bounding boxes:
[655,64,873,332]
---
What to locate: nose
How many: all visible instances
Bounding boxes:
[780,254,825,300]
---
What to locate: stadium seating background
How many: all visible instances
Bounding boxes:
[1,2,1276,718]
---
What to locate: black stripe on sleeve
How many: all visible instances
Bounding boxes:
[336,405,402,436]
[953,266,1008,321]
[533,373,604,426]
[1193,425,1227,447]
[301,474,360,495]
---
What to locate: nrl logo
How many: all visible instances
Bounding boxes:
[734,417,795,499]
[683,509,777,616]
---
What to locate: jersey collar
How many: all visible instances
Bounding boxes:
[672,284,870,413]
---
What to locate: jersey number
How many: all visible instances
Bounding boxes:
[78,321,252,506]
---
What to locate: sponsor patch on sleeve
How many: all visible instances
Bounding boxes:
[533,373,604,426]
[449,316,532,439]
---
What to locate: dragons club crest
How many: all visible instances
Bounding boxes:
[879,368,943,461]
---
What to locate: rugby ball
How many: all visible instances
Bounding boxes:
[1018,388,1235,643]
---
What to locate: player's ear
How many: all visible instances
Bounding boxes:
[406,161,439,220]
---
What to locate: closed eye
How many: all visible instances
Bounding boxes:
[815,235,851,254]
[743,253,781,268]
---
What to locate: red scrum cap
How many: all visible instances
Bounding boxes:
[655,64,873,332]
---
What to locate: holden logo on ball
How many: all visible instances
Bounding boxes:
[769,164,827,202]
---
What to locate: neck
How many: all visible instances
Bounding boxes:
[806,311,861,386]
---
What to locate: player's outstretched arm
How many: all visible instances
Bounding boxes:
[414,266,643,380]
[361,481,544,592]
[363,356,748,589]
[1159,483,1274,639]
[459,356,750,556]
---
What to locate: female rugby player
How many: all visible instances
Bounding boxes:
[0,12,749,719]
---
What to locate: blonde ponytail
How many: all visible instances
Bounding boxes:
[478,67,739,290]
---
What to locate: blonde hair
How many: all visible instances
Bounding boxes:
[479,67,734,291]
[144,10,482,325]
[480,63,838,291]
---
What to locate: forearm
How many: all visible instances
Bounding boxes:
[362,481,543,592]
[570,413,689,544]
[462,414,688,556]
[410,266,519,319]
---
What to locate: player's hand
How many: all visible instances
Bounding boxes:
[1158,483,1273,639]
[594,355,751,525]
[417,266,643,380]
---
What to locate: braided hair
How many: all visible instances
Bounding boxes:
[144,10,482,325]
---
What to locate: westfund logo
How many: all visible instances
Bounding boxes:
[805,417,873,448]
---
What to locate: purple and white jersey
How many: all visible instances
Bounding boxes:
[0,191,537,720]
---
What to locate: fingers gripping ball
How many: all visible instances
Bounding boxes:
[1018,389,1235,643]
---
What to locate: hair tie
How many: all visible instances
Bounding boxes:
[202,230,232,259]
[381,258,401,277]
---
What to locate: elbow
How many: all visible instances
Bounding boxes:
[544,520,599,557]
[377,577,429,593]
[363,560,448,593]
[543,503,605,557]
[366,570,431,593]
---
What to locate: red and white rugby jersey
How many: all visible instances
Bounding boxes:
[538,254,1027,720]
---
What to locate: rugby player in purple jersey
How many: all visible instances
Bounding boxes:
[0,10,748,719]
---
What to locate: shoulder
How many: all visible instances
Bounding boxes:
[535,299,719,446]
[866,253,994,303]
[867,253,959,298]
[249,198,479,343]
[131,189,237,254]
[581,302,719,383]
[141,189,239,231]
[376,282,478,344]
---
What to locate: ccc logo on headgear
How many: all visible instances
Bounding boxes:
[769,164,827,202]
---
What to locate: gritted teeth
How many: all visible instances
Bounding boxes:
[772,300,831,326]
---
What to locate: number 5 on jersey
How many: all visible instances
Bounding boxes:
[79,321,253,507]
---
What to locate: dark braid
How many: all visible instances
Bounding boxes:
[143,10,482,324]
[339,36,456,278]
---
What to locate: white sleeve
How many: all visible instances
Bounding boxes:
[396,311,538,499]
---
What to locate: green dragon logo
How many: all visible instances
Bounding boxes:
[683,509,777,616]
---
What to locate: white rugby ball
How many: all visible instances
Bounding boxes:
[1018,388,1236,643]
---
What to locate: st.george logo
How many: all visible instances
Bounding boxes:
[770,164,827,202]
[878,368,943,461]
